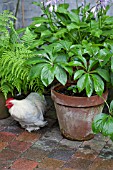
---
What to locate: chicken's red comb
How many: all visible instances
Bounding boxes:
[6,98,14,103]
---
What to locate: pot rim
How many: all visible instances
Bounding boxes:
[51,83,108,107]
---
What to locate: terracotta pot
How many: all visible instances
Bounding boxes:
[0,92,10,119]
[51,83,108,141]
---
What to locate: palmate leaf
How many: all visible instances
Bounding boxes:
[41,64,55,86]
[77,74,87,93]
[94,68,110,82]
[55,65,67,86]
[58,40,72,51]
[74,70,85,80]
[76,54,87,70]
[26,57,48,65]
[88,59,98,71]
[92,113,113,140]
[85,74,93,97]
[29,63,45,79]
[91,74,104,96]
[61,64,73,76]
[97,49,111,67]
[92,113,109,134]
[102,118,113,137]
[54,53,68,62]
[68,61,84,68]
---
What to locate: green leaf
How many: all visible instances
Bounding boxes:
[110,72,113,86]
[77,55,87,70]
[26,57,47,65]
[68,85,77,93]
[58,40,72,51]
[32,1,41,7]
[110,100,113,113]
[42,44,54,59]
[29,63,44,79]
[68,11,80,23]
[68,61,84,67]
[41,30,52,38]
[55,65,67,85]
[61,64,73,76]
[95,68,110,82]
[74,70,85,80]
[86,74,93,97]
[91,28,102,38]
[102,116,113,137]
[41,65,54,86]
[67,23,80,31]
[91,74,104,96]
[111,56,113,72]
[77,74,87,92]
[97,49,111,67]
[58,3,69,10]
[54,28,67,38]
[54,53,68,63]
[31,16,49,23]
[29,40,44,49]
[88,59,98,71]
[92,113,109,134]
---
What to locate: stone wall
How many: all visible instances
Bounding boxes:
[0,0,113,29]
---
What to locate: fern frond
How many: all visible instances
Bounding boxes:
[0,10,44,98]
[21,27,37,48]
[0,83,14,99]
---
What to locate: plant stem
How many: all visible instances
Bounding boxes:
[101,96,110,114]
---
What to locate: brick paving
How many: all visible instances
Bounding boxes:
[0,96,113,170]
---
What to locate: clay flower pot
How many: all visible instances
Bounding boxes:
[0,92,10,119]
[51,83,108,141]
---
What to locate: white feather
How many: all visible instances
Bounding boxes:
[9,92,47,132]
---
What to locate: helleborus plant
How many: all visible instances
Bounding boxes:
[23,0,113,97]
[92,100,113,141]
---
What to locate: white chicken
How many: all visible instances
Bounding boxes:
[6,92,47,132]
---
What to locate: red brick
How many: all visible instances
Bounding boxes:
[88,157,113,170]
[82,139,106,153]
[38,157,65,169]
[16,131,41,142]
[62,168,76,170]
[6,140,32,152]
[3,125,24,135]
[63,158,92,170]
[11,158,38,170]
[73,148,98,161]
[0,131,16,142]
[0,141,8,151]
[0,149,20,161]
[22,148,49,161]
[0,160,12,169]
